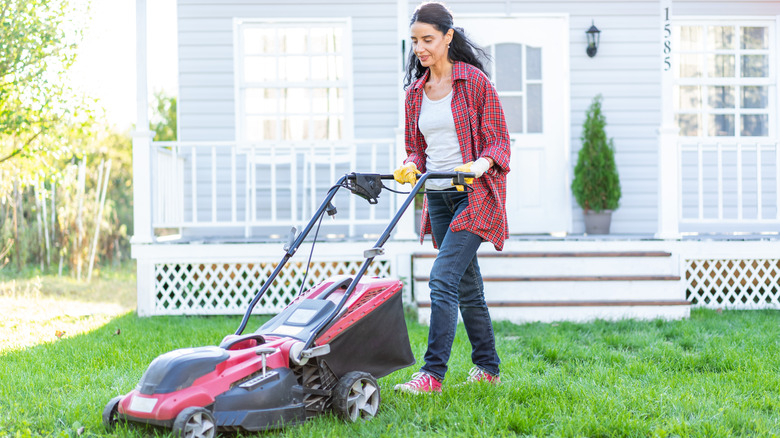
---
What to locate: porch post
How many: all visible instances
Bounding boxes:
[133,0,155,316]
[656,0,680,239]
[393,0,416,241]
[132,0,154,244]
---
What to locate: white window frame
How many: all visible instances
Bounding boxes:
[673,17,777,140]
[233,18,354,143]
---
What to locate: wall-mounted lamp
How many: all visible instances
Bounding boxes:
[586,21,601,57]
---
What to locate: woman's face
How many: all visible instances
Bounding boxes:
[410,21,453,69]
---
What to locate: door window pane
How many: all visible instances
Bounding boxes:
[708,86,734,109]
[708,54,735,77]
[741,55,768,78]
[741,27,768,49]
[526,46,541,80]
[741,86,768,109]
[741,115,769,136]
[527,84,542,133]
[495,43,523,92]
[499,96,523,133]
[708,26,734,50]
[708,114,734,136]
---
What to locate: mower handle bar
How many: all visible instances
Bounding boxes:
[234,171,476,340]
[351,171,476,180]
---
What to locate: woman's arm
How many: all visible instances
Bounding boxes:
[403,89,427,172]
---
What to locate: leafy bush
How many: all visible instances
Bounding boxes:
[571,95,621,212]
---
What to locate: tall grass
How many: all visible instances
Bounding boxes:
[2,309,780,437]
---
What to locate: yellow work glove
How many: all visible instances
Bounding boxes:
[453,158,490,191]
[393,162,421,185]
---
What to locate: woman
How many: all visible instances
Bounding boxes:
[393,1,511,394]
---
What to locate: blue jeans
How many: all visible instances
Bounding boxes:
[420,189,501,381]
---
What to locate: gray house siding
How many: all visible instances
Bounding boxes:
[675,0,780,16]
[173,0,778,238]
[177,1,400,142]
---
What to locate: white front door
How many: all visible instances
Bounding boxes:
[459,16,570,234]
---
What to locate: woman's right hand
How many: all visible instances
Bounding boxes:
[393,162,421,185]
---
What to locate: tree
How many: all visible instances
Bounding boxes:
[150,91,177,141]
[0,0,93,177]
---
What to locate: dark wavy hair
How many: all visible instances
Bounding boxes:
[403,2,490,89]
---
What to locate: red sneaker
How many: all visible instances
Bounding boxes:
[463,366,501,385]
[393,372,442,394]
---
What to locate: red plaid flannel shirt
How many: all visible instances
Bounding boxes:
[404,62,511,250]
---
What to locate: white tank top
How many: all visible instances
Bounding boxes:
[418,90,463,190]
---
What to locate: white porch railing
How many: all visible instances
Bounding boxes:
[151,139,399,238]
[679,139,780,232]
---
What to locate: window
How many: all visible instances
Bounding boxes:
[673,22,775,138]
[484,43,543,134]
[237,20,350,141]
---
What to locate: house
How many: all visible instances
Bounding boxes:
[130,0,780,323]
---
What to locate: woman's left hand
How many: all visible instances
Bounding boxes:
[453,157,491,190]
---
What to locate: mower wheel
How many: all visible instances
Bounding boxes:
[172,406,216,438]
[102,396,124,430]
[332,371,380,422]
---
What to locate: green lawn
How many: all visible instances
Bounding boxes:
[2,275,780,437]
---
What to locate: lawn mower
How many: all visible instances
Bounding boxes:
[102,171,473,437]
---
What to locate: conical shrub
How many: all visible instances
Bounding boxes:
[571,95,621,212]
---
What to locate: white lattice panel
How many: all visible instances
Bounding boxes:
[153,260,391,315]
[686,259,780,309]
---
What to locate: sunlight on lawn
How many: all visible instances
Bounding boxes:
[0,270,136,352]
[0,297,131,351]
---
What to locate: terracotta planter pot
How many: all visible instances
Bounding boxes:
[584,210,612,234]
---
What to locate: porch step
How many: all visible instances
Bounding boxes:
[412,251,677,276]
[411,251,689,324]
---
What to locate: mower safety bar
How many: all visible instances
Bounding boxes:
[234,171,475,340]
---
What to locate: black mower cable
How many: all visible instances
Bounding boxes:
[296,203,327,297]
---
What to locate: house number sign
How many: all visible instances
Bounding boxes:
[662,1,672,71]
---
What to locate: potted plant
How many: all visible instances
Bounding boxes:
[571,94,621,234]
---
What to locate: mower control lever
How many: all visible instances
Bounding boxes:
[363,247,385,258]
[300,344,330,359]
[283,227,298,253]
